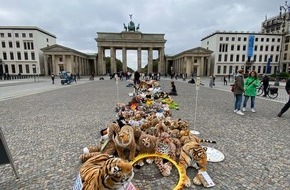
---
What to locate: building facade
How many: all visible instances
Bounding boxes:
[41,44,95,76]
[0,26,56,75]
[201,31,283,76]
[165,47,213,77]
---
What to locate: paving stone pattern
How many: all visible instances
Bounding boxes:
[0,78,289,190]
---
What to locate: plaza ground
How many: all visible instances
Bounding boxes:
[0,76,289,189]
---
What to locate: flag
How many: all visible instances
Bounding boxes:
[266,57,272,74]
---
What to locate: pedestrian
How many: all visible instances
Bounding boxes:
[51,73,55,84]
[277,78,290,117]
[168,81,177,95]
[73,73,77,83]
[212,75,216,86]
[233,69,245,115]
[134,70,140,85]
[242,70,260,113]
[262,74,269,97]
[223,75,228,85]
[209,76,213,88]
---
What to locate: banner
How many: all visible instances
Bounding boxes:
[266,57,272,74]
[247,35,255,58]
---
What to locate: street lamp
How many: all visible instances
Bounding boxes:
[32,64,36,82]
[274,2,289,86]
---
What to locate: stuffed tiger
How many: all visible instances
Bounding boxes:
[113,125,137,161]
[80,154,134,190]
[155,132,180,176]
[178,140,208,187]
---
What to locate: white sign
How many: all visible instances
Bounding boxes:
[73,173,83,190]
[196,77,201,90]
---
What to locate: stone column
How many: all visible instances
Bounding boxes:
[197,58,201,76]
[44,54,48,75]
[148,47,153,74]
[137,47,142,71]
[158,47,165,75]
[200,56,204,76]
[98,46,103,75]
[110,47,116,74]
[122,47,127,72]
[62,54,66,72]
[52,54,56,75]
[186,56,191,77]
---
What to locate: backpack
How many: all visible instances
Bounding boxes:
[231,84,235,92]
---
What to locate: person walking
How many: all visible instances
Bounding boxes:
[242,71,260,113]
[262,74,269,97]
[223,75,228,85]
[233,69,245,115]
[277,78,290,117]
[51,73,55,84]
[134,70,140,85]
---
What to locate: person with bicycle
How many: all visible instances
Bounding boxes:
[242,70,260,113]
[277,78,290,117]
[262,74,269,97]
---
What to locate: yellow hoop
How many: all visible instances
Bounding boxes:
[130,153,185,190]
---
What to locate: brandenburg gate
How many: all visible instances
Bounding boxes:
[95,16,166,75]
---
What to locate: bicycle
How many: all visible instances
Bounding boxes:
[256,84,278,99]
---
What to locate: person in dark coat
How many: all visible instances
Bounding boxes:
[233,69,245,115]
[277,78,290,117]
[168,81,177,96]
[134,71,140,85]
[262,74,269,97]
[51,73,55,84]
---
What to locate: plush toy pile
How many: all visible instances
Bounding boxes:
[78,80,216,190]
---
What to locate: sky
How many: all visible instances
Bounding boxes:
[0,0,285,70]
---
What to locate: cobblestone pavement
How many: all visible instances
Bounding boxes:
[0,77,289,190]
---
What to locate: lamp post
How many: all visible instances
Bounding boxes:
[32,64,36,82]
[274,2,288,86]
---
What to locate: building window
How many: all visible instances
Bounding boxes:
[17,52,21,60]
[229,66,233,73]
[31,52,35,60]
[46,38,49,42]
[285,44,288,51]
[22,33,26,38]
[19,65,23,73]
[0,33,4,37]
[217,66,221,74]
[254,45,257,51]
[236,54,240,62]
[226,37,229,41]
[9,41,13,48]
[244,37,247,41]
[10,52,14,60]
[230,54,233,62]
[26,64,30,73]
[266,38,269,42]
[223,66,227,73]
[16,41,20,48]
[276,46,280,52]
[207,41,209,45]
[1,41,5,48]
[224,54,228,62]
[254,55,257,62]
[220,37,223,41]
[278,38,281,42]
[11,65,16,73]
[3,52,7,60]
[261,38,264,42]
[29,33,33,38]
[275,55,279,62]
[255,38,258,42]
[237,45,240,51]
[265,45,269,51]
[27,42,30,50]
[260,46,263,51]
[31,42,34,50]
[231,45,234,51]
[264,55,268,62]
[252,66,256,71]
[272,38,275,42]
[271,45,274,51]
[24,52,28,60]
[242,54,245,62]
[258,66,261,73]
[283,53,287,60]
[218,54,222,61]
[8,33,12,37]
[24,42,27,50]
[259,55,262,62]
[15,33,19,37]
[219,44,228,52]
[232,37,235,41]
[243,45,246,51]
[263,66,267,73]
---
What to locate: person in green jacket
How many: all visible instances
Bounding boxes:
[242,70,260,112]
